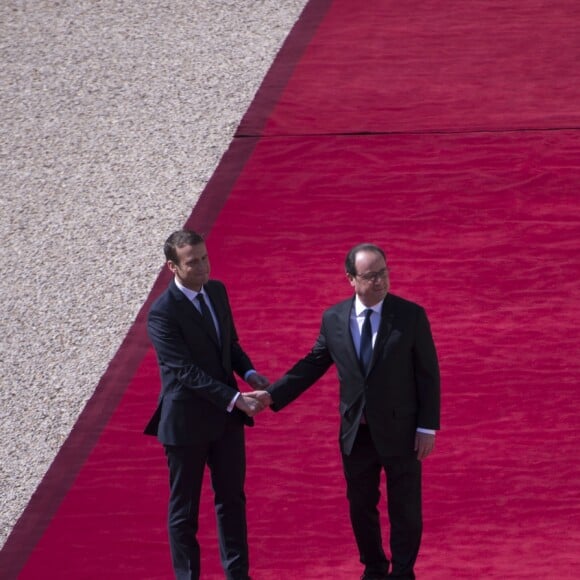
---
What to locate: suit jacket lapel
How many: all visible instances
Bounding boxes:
[338,298,365,377]
[342,295,395,377]
[170,280,221,348]
[203,284,223,349]
[370,294,395,370]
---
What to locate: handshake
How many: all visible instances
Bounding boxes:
[235,372,273,417]
[236,391,273,417]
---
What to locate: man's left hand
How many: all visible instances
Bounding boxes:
[415,432,435,461]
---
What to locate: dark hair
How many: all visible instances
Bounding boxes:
[164,229,205,263]
[345,243,386,276]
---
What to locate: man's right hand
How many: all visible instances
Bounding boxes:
[235,393,266,417]
[245,390,273,407]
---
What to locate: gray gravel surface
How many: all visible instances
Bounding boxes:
[0,0,307,548]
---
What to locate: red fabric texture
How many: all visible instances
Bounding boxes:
[3,0,580,578]
[240,0,580,136]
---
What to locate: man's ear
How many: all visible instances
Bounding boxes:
[167,260,177,274]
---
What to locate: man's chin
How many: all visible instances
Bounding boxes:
[372,290,388,303]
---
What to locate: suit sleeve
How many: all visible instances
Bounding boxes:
[269,318,334,411]
[413,307,441,430]
[148,306,237,410]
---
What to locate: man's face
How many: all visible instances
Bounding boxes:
[168,243,210,291]
[348,249,389,306]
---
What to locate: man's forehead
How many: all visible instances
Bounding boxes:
[177,242,207,255]
[355,249,385,263]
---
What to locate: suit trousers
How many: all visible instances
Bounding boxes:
[342,425,422,579]
[164,418,249,580]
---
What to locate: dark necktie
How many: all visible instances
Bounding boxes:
[359,309,373,374]
[196,293,219,344]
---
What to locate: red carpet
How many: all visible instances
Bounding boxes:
[3,1,579,578]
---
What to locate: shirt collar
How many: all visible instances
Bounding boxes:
[174,277,205,302]
[354,295,384,317]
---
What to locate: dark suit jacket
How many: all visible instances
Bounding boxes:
[145,279,255,445]
[269,293,440,457]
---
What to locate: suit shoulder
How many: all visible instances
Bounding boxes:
[387,293,425,314]
[206,279,229,302]
[323,298,352,318]
[206,279,226,292]
[150,286,171,310]
[149,282,180,316]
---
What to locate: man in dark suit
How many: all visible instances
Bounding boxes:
[145,229,269,580]
[254,243,440,579]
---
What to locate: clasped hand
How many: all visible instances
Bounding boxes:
[235,391,272,417]
[231,372,273,417]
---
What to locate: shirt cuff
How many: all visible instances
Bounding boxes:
[227,392,240,413]
[417,427,436,435]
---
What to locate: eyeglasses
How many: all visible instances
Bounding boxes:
[355,268,388,282]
